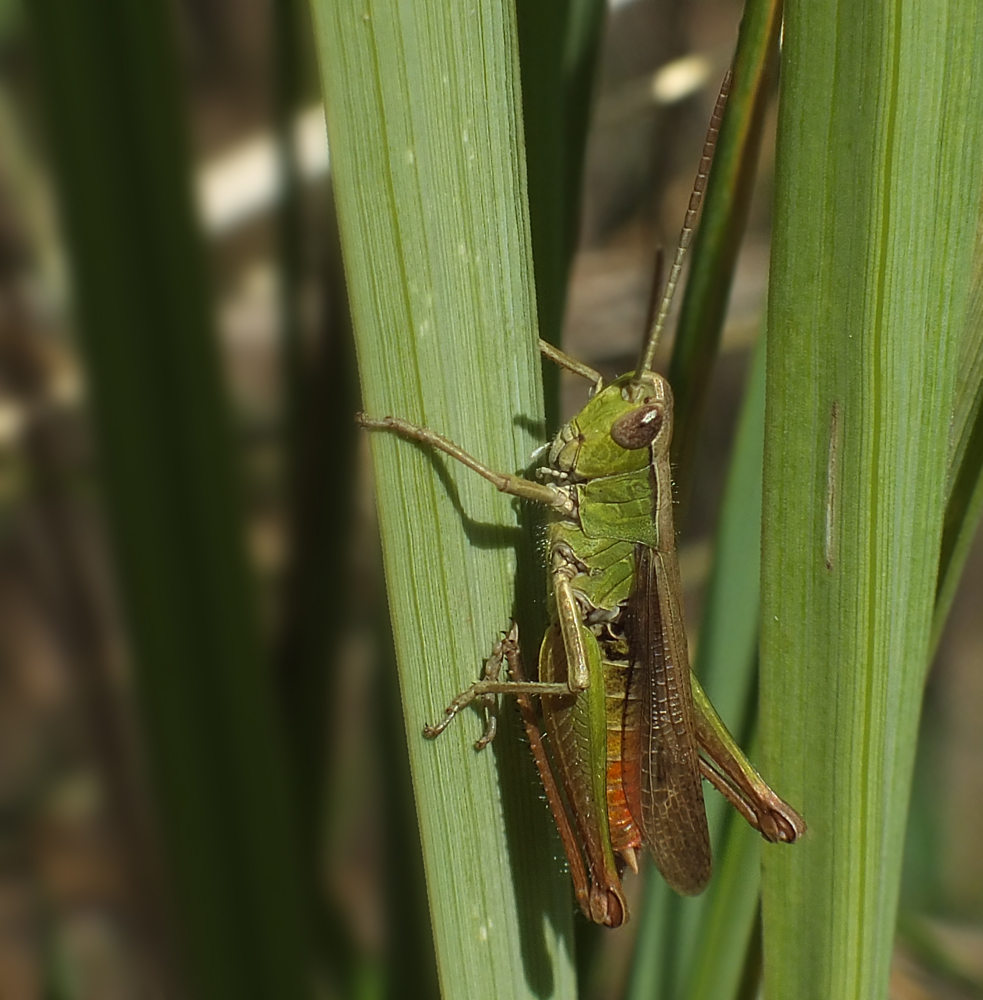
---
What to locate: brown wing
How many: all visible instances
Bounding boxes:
[622,543,711,895]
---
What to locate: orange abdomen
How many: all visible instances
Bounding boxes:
[604,660,642,854]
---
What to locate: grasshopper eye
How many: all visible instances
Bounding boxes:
[610,404,663,449]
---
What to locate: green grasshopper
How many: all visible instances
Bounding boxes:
[357,74,804,927]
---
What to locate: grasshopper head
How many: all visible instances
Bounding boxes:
[550,371,673,479]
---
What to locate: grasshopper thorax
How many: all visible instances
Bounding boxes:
[549,371,673,481]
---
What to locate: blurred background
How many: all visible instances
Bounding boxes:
[0,0,979,997]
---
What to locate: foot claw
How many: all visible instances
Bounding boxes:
[474,714,497,751]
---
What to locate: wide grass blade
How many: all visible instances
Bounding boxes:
[23,2,312,998]
[761,3,983,998]
[308,3,576,998]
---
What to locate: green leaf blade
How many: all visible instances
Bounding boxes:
[309,3,576,998]
[762,2,983,997]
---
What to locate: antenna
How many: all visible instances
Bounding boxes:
[631,69,732,390]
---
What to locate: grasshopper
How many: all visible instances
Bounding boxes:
[357,74,804,927]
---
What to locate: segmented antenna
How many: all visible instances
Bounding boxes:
[631,69,732,388]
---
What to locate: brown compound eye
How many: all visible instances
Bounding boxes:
[610,404,663,449]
